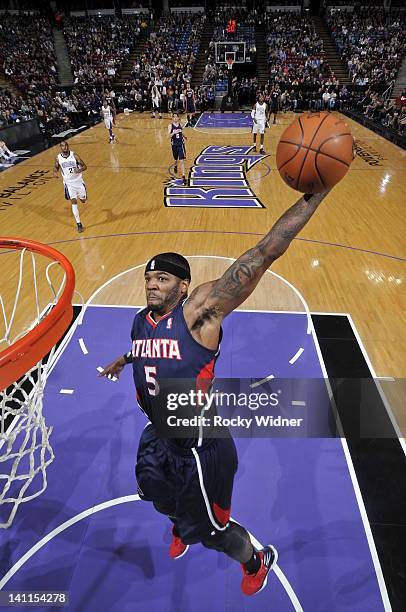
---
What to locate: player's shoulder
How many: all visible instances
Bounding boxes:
[131,307,148,333]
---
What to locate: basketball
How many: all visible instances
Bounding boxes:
[276,112,355,193]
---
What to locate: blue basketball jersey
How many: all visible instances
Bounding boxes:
[170,123,184,146]
[130,301,221,447]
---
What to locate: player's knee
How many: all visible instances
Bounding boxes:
[201,530,227,553]
[201,522,252,561]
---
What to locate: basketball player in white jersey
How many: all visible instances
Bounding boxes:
[151,82,162,119]
[251,94,269,153]
[101,100,116,143]
[53,140,87,233]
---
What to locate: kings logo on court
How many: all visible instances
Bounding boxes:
[164,145,267,208]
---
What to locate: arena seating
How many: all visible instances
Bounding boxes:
[126,11,205,114]
[265,11,328,88]
[0,15,57,92]
[0,7,404,144]
[326,8,405,87]
[63,16,144,86]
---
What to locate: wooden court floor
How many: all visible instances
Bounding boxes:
[1,110,405,431]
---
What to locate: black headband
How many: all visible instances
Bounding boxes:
[145,254,191,281]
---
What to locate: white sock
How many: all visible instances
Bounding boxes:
[72,204,81,224]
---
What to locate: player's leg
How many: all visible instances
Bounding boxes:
[135,424,183,558]
[176,437,277,595]
[172,145,178,175]
[78,182,87,206]
[178,145,187,185]
[70,194,84,233]
[198,439,277,596]
[273,107,277,124]
[109,121,115,143]
[252,122,258,151]
[259,123,266,153]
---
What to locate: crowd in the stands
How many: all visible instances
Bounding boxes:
[63,15,149,87]
[0,9,405,142]
[0,85,107,136]
[265,12,332,88]
[0,15,58,92]
[118,12,205,114]
[326,8,405,86]
[357,88,406,134]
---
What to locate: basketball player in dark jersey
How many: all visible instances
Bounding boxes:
[167,112,187,185]
[100,187,331,595]
[184,82,196,127]
[270,86,281,124]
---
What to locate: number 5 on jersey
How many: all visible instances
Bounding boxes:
[145,366,159,396]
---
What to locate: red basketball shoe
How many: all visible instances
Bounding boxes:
[169,528,189,560]
[241,545,278,596]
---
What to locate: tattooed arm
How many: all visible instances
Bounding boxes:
[184,190,330,348]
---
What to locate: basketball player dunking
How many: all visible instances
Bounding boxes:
[100,187,330,595]
[168,112,187,185]
[251,94,269,153]
[53,140,87,233]
[101,100,116,143]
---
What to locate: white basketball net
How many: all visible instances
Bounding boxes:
[0,248,68,529]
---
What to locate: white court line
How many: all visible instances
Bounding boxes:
[310,317,391,612]
[289,347,304,365]
[0,495,304,610]
[250,374,274,389]
[79,338,88,355]
[346,314,406,457]
[0,495,140,590]
[59,389,74,395]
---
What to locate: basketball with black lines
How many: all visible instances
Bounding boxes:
[276,112,355,193]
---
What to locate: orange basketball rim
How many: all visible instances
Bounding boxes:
[0,237,75,390]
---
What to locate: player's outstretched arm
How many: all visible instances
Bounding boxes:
[186,190,330,325]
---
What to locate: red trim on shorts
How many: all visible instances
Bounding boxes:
[213,503,231,526]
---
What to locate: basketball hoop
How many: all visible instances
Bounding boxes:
[0,237,75,528]
[226,57,234,71]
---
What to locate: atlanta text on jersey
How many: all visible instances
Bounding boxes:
[132,338,181,360]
